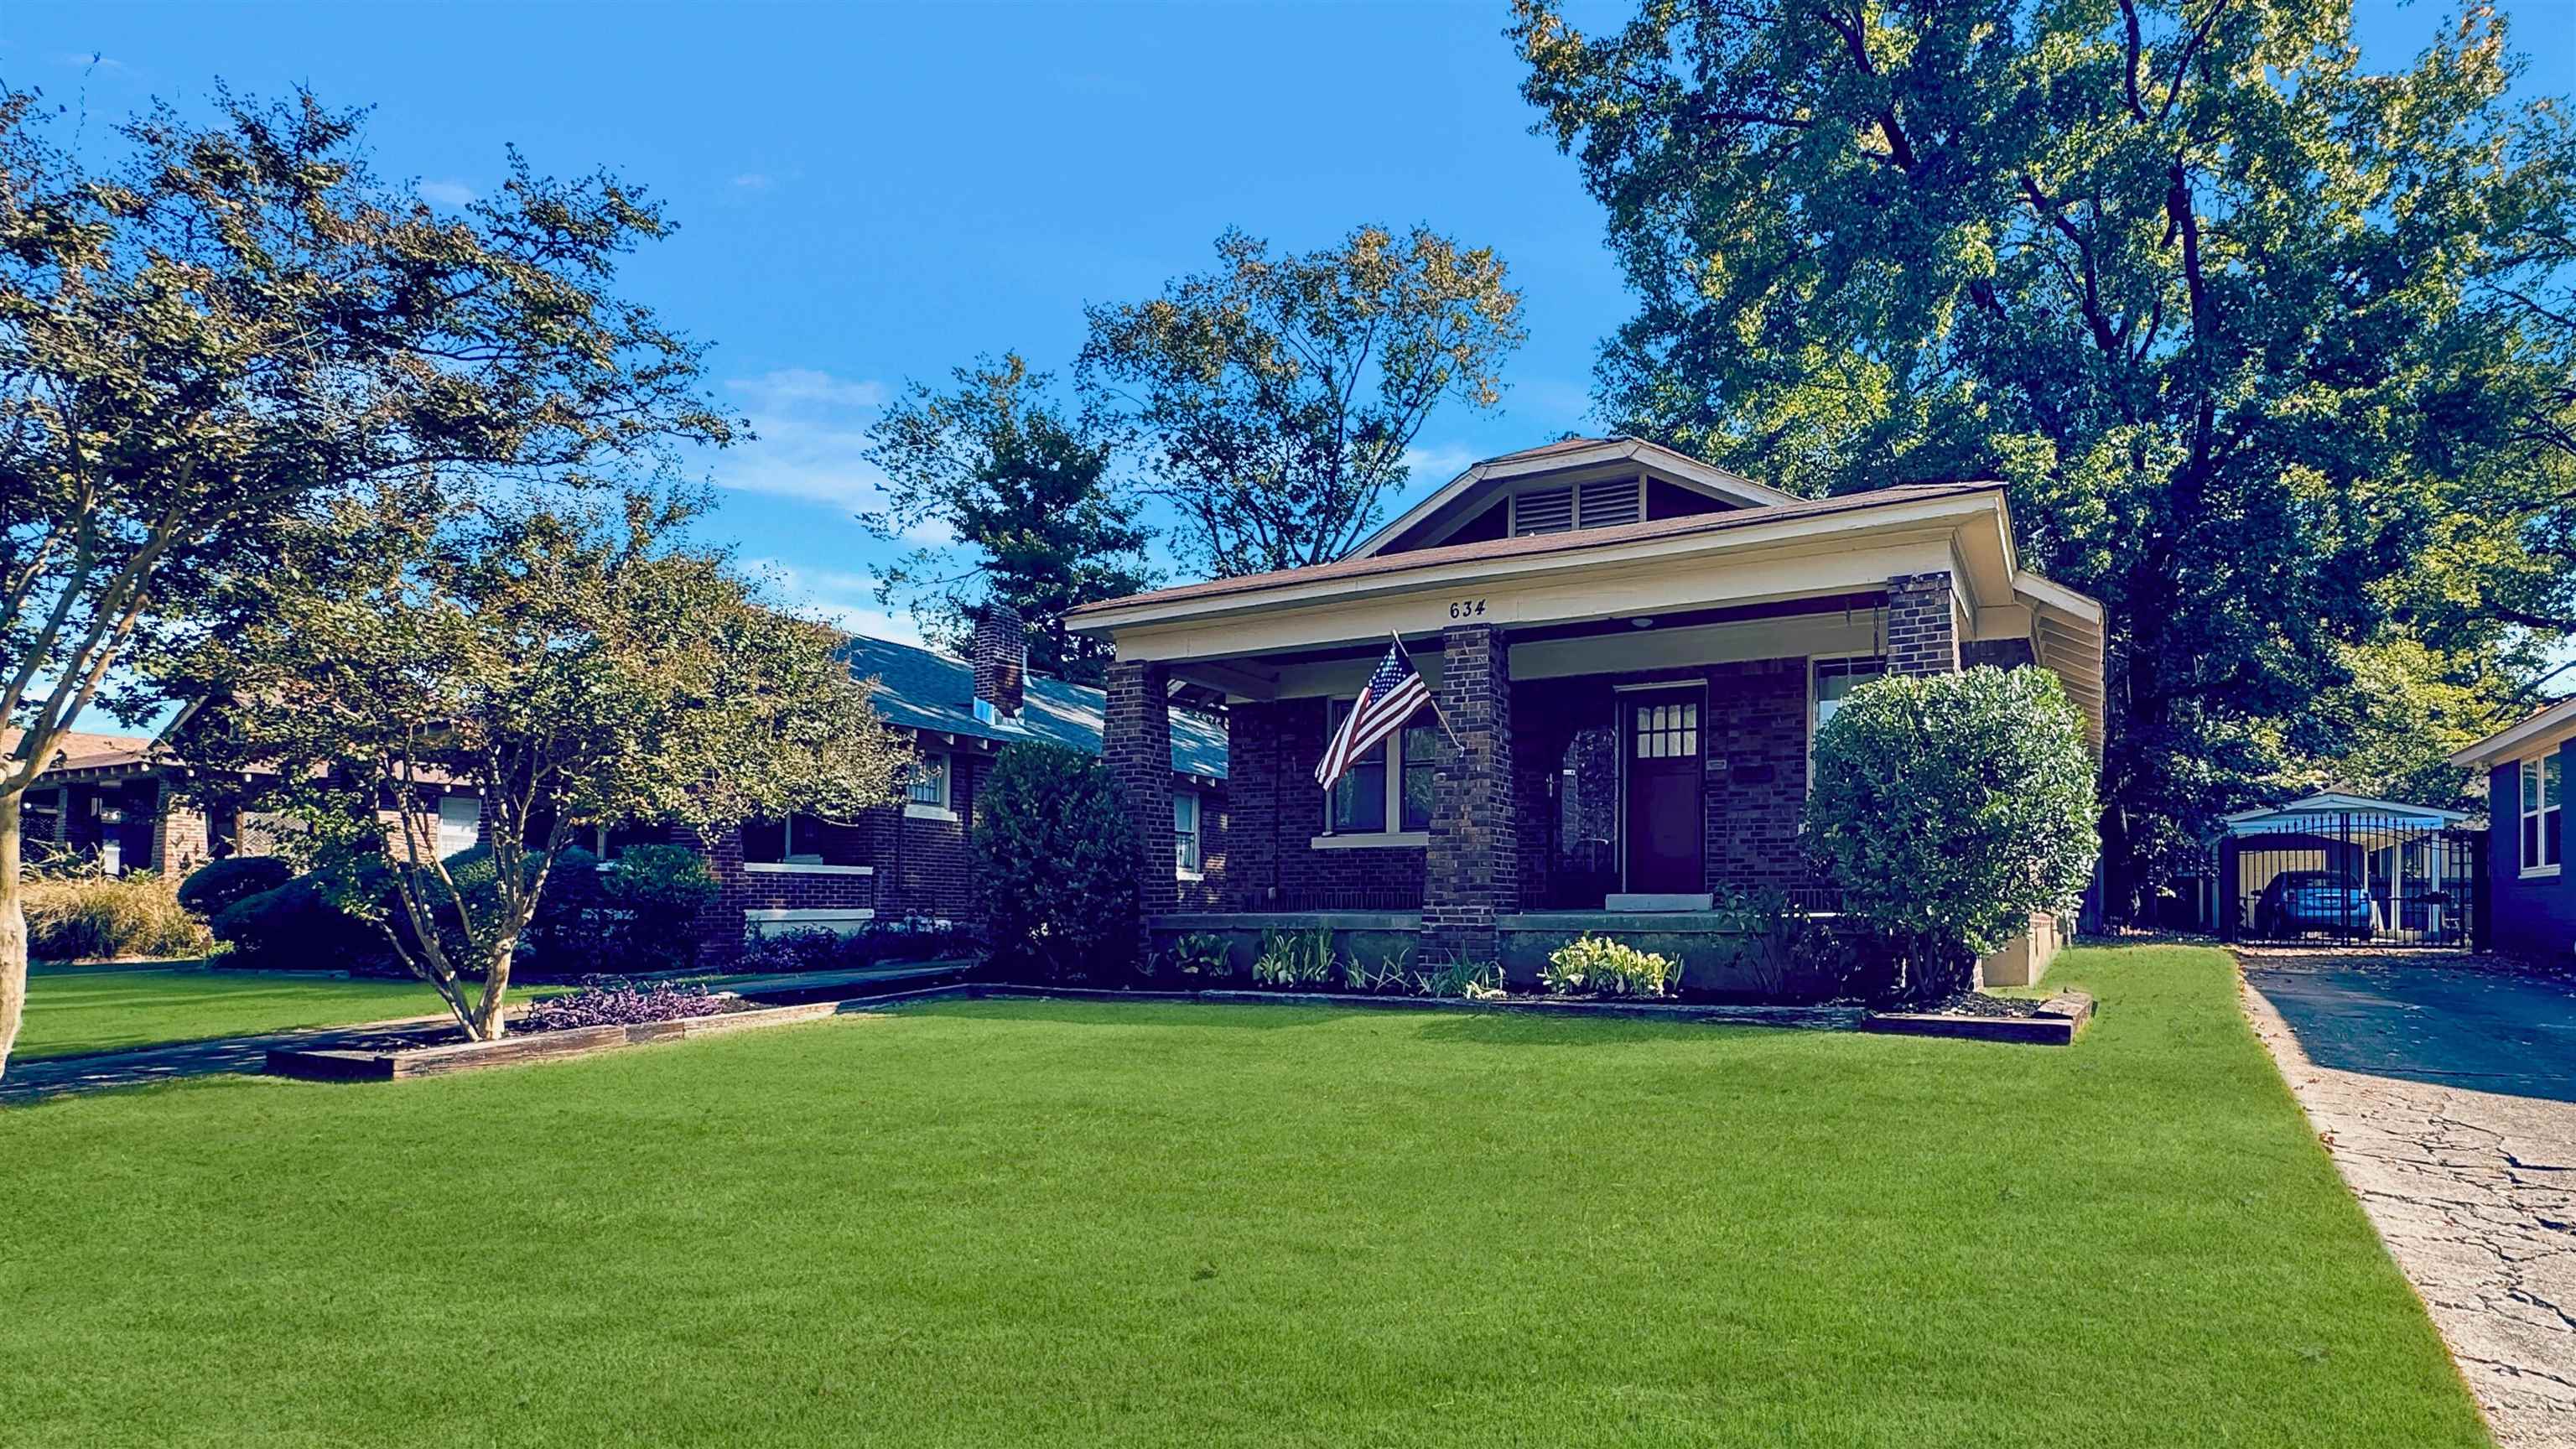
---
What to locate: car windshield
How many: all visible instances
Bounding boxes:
[2278,874,2361,895]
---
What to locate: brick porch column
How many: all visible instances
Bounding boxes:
[1887,572,1961,675]
[1425,624,1515,962]
[1105,660,1175,917]
[148,777,210,876]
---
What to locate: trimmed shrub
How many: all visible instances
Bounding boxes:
[1541,934,1678,997]
[512,977,733,1033]
[733,919,979,974]
[211,863,400,973]
[24,873,214,962]
[1806,665,2098,1003]
[522,844,715,977]
[971,743,1140,983]
[177,855,294,918]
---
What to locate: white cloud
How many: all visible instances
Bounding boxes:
[732,173,772,190]
[1400,440,1480,483]
[745,558,927,647]
[418,179,478,207]
[714,369,896,512]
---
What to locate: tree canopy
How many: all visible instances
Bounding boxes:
[181,481,908,1040]
[860,354,1154,685]
[0,85,730,1072]
[1080,225,1528,578]
[1515,0,2576,911]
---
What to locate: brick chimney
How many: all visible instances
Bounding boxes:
[971,600,1027,720]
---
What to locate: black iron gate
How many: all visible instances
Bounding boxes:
[2215,814,2484,947]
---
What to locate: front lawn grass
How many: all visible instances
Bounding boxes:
[0,944,2485,1447]
[13,966,456,1060]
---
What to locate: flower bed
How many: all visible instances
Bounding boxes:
[263,993,856,1082]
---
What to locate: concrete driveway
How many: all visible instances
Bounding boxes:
[2241,948,2575,1447]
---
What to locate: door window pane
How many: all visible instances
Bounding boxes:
[1633,700,1698,760]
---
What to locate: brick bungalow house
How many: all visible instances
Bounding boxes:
[12,611,1228,965]
[1066,436,2107,989]
[2447,695,2572,963]
[673,610,1228,950]
[5,724,486,878]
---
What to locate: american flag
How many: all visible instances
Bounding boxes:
[1315,640,1432,790]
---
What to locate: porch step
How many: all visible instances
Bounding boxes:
[1602,893,1715,913]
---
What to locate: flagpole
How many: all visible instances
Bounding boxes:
[1394,630,1465,751]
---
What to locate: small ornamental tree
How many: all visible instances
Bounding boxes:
[185,482,910,1039]
[970,743,1140,983]
[1806,667,2099,1003]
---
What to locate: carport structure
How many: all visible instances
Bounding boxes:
[2201,792,2480,946]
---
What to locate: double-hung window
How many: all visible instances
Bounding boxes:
[1323,700,1442,837]
[2522,752,2563,875]
[1812,657,1887,737]
[1174,792,1202,876]
[905,753,954,819]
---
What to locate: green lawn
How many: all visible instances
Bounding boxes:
[13,967,453,1060]
[0,945,2485,1447]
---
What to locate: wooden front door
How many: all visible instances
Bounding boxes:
[1623,690,1705,894]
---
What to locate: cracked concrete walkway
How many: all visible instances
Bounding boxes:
[2243,951,2575,1448]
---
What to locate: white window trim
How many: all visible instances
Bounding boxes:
[1173,788,1204,880]
[1806,652,1889,791]
[745,861,875,876]
[905,751,953,818]
[1319,698,1436,841]
[2521,751,2563,878]
[1309,829,1431,850]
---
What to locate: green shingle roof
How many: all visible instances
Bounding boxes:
[838,634,1226,782]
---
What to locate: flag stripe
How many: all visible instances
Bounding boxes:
[1313,641,1435,792]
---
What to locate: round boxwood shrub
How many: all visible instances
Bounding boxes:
[212,862,399,973]
[177,855,293,918]
[1805,665,2098,1004]
[971,742,1140,983]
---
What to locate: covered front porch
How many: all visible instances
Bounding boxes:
[1072,484,2106,966]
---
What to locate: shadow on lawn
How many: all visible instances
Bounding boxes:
[902,994,1735,1047]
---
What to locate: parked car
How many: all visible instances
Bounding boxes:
[2254,871,2377,938]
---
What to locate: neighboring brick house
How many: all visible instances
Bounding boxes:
[1067,436,2107,990]
[2449,696,2573,963]
[5,724,486,878]
[674,606,1228,954]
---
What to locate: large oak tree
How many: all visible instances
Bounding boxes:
[1514,0,2576,911]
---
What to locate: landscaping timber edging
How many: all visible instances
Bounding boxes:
[1860,990,2097,1046]
[263,1000,859,1083]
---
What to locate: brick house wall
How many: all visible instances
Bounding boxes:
[1218,699,1428,911]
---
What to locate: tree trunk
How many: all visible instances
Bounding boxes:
[0,792,28,1080]
[471,947,513,1041]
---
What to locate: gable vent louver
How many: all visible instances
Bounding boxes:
[1578,479,1640,528]
[1510,486,1575,536]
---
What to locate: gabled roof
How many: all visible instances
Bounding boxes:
[2211,791,2470,838]
[3,727,156,774]
[839,634,1226,782]
[1347,435,1800,559]
[1072,483,1992,617]
[2446,694,2576,770]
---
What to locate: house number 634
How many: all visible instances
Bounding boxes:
[1446,598,1488,620]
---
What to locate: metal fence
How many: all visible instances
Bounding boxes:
[2210,814,2484,948]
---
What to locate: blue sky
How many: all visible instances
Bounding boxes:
[6,1,2570,656]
